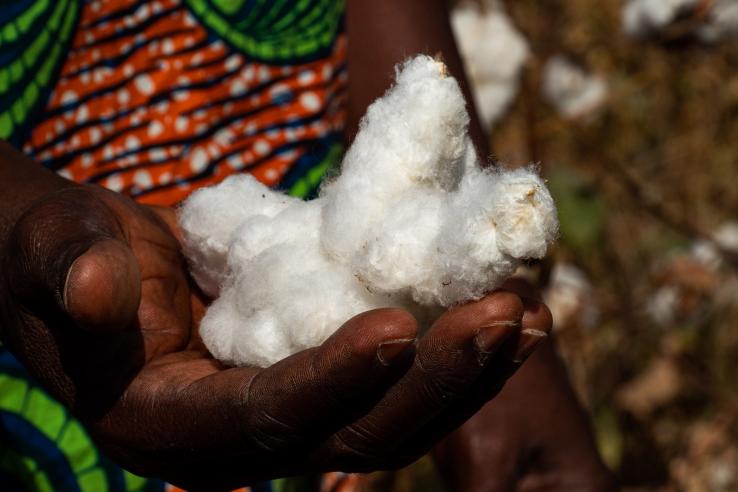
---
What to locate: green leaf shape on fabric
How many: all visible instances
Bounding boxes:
[184,0,344,64]
[0,0,81,145]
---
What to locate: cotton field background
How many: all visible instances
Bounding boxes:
[365,1,738,490]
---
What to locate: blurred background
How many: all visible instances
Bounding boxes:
[369,0,738,490]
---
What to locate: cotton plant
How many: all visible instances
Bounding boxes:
[179,56,558,367]
[645,221,738,327]
[450,1,529,129]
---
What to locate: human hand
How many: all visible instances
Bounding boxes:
[0,183,551,489]
[433,280,616,492]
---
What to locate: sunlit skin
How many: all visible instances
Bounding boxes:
[0,0,615,489]
[0,154,549,488]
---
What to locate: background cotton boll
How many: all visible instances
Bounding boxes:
[450,2,529,129]
[697,0,738,42]
[178,174,298,295]
[623,0,738,42]
[542,56,608,120]
[622,0,699,37]
[474,83,521,130]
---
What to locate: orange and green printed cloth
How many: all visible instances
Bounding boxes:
[0,0,363,491]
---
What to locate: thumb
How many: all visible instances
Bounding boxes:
[8,187,140,332]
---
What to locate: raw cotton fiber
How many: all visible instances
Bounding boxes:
[179,55,558,367]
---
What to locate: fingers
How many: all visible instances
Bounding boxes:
[391,295,553,465]
[7,187,140,332]
[117,308,418,463]
[241,308,418,450]
[317,291,525,469]
[64,239,141,331]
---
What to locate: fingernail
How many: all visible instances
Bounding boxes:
[62,256,82,313]
[377,338,416,366]
[512,329,548,363]
[474,320,518,354]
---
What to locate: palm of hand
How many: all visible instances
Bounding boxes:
[1,186,228,477]
[2,184,554,489]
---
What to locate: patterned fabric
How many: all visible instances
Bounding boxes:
[0,1,361,491]
[185,0,344,63]
[15,0,347,204]
[0,0,81,146]
[0,347,165,492]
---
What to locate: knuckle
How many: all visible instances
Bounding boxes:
[241,375,303,453]
[247,408,300,453]
[6,188,118,309]
[483,291,525,321]
[331,423,388,466]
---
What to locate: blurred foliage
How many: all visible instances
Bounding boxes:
[547,164,606,254]
[382,0,738,491]
[500,0,738,490]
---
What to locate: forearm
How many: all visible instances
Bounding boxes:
[433,338,614,491]
[345,0,489,156]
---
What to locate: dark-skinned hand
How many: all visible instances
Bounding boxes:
[433,280,617,492]
[0,182,552,490]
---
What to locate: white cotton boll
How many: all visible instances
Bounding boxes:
[487,167,558,259]
[451,2,529,129]
[355,190,445,297]
[544,263,599,330]
[713,221,738,253]
[227,199,323,273]
[178,174,298,296]
[431,166,556,306]
[623,0,738,42]
[180,55,558,367]
[474,83,521,129]
[214,238,393,367]
[622,0,699,38]
[698,1,738,42]
[321,56,469,262]
[542,56,608,120]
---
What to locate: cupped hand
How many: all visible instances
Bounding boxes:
[0,184,551,489]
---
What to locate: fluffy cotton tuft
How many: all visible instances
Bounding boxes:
[542,56,608,120]
[179,55,559,367]
[450,2,529,129]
